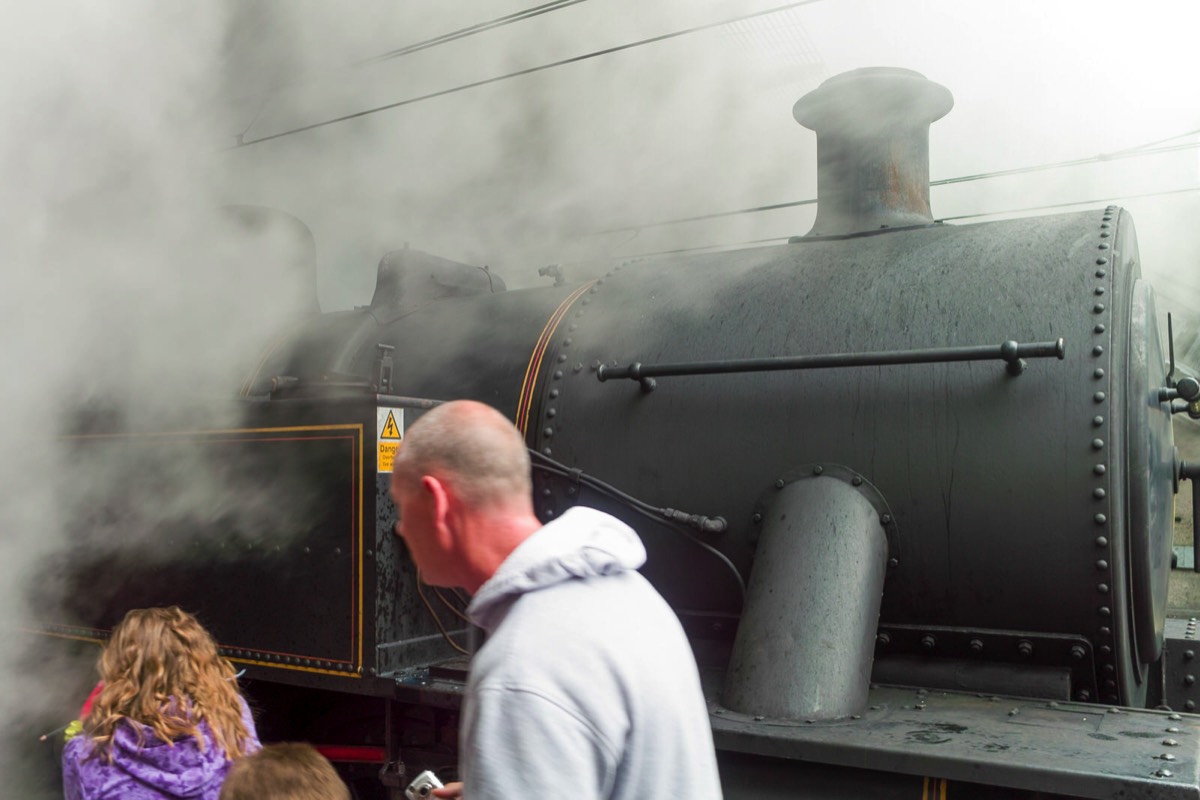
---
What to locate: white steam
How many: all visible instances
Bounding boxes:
[3,1,1200,795]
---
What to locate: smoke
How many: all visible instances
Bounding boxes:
[3,0,1200,793]
[0,2,317,794]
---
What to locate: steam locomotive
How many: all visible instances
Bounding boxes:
[36,67,1200,798]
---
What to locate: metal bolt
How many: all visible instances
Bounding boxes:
[751,512,762,523]
[1094,304,1106,313]
[1095,513,1107,525]
[1185,650,1195,661]
[1077,690,1091,701]
[557,354,567,363]
[1094,323,1106,333]
[1097,256,1109,264]
[1099,606,1111,617]
[573,363,584,373]
[1093,368,1105,378]
[1092,439,1105,450]
[1169,714,1183,721]
[1164,739,1179,747]
[920,635,937,651]
[1096,535,1108,546]
[1097,560,1109,570]
[549,389,560,398]
[969,639,984,654]
[881,514,893,525]
[1160,753,1177,762]
[813,465,824,475]
[1099,645,1111,655]
[877,632,891,646]
[1008,709,1019,716]
[1093,345,1104,355]
[1094,464,1107,475]
[888,557,899,568]
[1098,583,1109,593]
[1156,769,1174,778]
[1185,675,1195,686]
[1167,726,1181,733]
[852,476,863,486]
[1070,645,1086,660]
[1099,626,1111,636]
[753,715,765,721]
[1094,392,1106,403]
[1017,640,1033,657]
[774,479,785,489]
[1093,488,1106,499]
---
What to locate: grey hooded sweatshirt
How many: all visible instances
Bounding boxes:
[463,506,723,800]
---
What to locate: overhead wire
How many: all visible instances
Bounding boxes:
[227,0,591,128]
[606,185,1200,262]
[231,0,829,148]
[357,0,591,65]
[596,133,1200,233]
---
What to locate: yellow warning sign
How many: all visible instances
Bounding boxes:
[378,442,399,473]
[377,407,404,473]
[381,411,401,440]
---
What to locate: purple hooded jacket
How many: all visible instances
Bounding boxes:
[61,697,260,800]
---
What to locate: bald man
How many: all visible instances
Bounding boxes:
[390,400,722,800]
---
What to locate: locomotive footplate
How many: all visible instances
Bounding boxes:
[708,682,1200,798]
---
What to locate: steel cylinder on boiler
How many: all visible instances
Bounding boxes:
[721,472,888,720]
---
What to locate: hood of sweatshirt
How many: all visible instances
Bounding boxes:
[105,717,228,798]
[467,506,646,632]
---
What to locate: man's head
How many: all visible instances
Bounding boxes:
[219,743,349,800]
[389,400,538,590]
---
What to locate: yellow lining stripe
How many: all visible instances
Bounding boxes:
[515,281,595,435]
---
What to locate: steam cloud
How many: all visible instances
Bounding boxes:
[2,1,1199,795]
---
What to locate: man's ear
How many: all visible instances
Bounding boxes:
[422,475,454,548]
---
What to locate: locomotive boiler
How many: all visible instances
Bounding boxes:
[36,67,1200,798]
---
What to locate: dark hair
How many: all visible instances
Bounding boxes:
[219,743,349,800]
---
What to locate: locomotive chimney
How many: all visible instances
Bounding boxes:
[793,67,953,237]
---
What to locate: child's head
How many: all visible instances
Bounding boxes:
[219,743,350,800]
[86,606,251,760]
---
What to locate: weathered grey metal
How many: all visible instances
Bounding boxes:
[722,472,887,720]
[793,67,953,237]
[711,684,1200,799]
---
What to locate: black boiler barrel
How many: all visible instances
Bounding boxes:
[526,208,1175,707]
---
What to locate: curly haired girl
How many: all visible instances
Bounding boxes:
[62,606,261,800]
